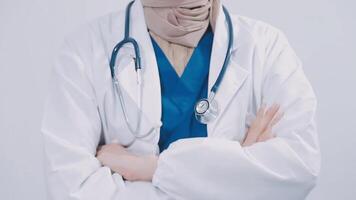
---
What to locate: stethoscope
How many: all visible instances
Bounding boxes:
[109,0,233,138]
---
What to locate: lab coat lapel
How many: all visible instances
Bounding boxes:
[115,0,162,128]
[207,4,249,136]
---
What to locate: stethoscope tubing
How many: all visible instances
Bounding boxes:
[108,0,234,140]
[211,6,233,94]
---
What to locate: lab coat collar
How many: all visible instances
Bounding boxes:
[207,4,249,136]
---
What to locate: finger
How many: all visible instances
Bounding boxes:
[243,104,268,146]
[115,143,127,150]
[257,125,272,142]
[270,111,284,127]
[242,139,253,147]
[96,148,103,157]
[264,104,280,123]
[255,115,281,144]
[96,144,111,155]
[257,127,275,142]
[242,128,260,147]
[261,104,280,131]
[96,149,106,157]
[258,133,274,142]
[243,103,275,147]
[242,129,254,147]
[256,103,267,120]
[96,145,112,156]
[96,153,105,165]
[257,133,274,142]
[248,104,266,133]
[97,145,103,152]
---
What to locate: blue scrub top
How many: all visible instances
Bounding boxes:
[150,27,214,152]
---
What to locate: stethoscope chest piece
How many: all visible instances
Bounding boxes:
[194,97,219,124]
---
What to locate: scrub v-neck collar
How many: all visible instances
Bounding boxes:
[150,28,214,132]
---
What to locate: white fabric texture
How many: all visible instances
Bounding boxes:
[41,1,320,199]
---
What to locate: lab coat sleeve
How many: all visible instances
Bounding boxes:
[152,29,320,200]
[41,40,166,200]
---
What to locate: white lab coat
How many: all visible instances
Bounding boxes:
[41,1,320,199]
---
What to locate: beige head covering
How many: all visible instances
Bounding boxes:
[141,0,219,48]
[141,0,220,76]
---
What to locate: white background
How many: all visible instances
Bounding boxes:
[0,0,355,199]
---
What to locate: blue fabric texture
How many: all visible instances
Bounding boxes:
[150,27,214,152]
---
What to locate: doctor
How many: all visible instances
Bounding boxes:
[41,0,320,199]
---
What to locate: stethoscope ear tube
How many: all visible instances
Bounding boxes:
[210,6,234,94]
[110,0,142,78]
[110,38,142,78]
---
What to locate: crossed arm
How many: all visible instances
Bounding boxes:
[96,104,283,182]
[42,28,319,200]
[95,29,319,199]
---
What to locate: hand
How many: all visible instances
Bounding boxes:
[242,104,283,147]
[96,143,158,181]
